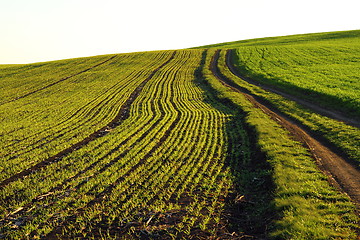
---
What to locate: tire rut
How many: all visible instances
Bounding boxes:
[0,51,176,189]
[226,49,360,128]
[211,50,360,207]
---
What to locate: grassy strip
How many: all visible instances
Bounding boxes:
[232,44,360,119]
[204,49,359,239]
[218,50,360,166]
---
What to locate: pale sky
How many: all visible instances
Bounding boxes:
[0,0,359,64]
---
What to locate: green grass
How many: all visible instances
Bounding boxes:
[232,44,360,118]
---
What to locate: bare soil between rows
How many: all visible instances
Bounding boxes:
[211,50,360,208]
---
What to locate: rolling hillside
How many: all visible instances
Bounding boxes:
[0,30,359,239]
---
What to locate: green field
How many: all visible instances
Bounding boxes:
[1,31,359,239]
[196,30,360,119]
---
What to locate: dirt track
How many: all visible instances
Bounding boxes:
[211,50,360,207]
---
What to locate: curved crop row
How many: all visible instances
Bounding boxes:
[0,51,177,237]
[0,51,173,182]
[46,50,231,238]
[0,49,253,239]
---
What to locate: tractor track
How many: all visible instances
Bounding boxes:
[0,51,176,189]
[211,50,360,207]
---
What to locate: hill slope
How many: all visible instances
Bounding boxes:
[0,31,359,239]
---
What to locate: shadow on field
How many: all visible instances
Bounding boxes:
[195,50,276,238]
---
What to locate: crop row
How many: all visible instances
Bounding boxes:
[0,51,173,182]
[1,50,252,239]
[3,47,358,239]
[0,50,177,237]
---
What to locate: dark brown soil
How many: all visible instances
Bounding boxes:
[211,50,360,208]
